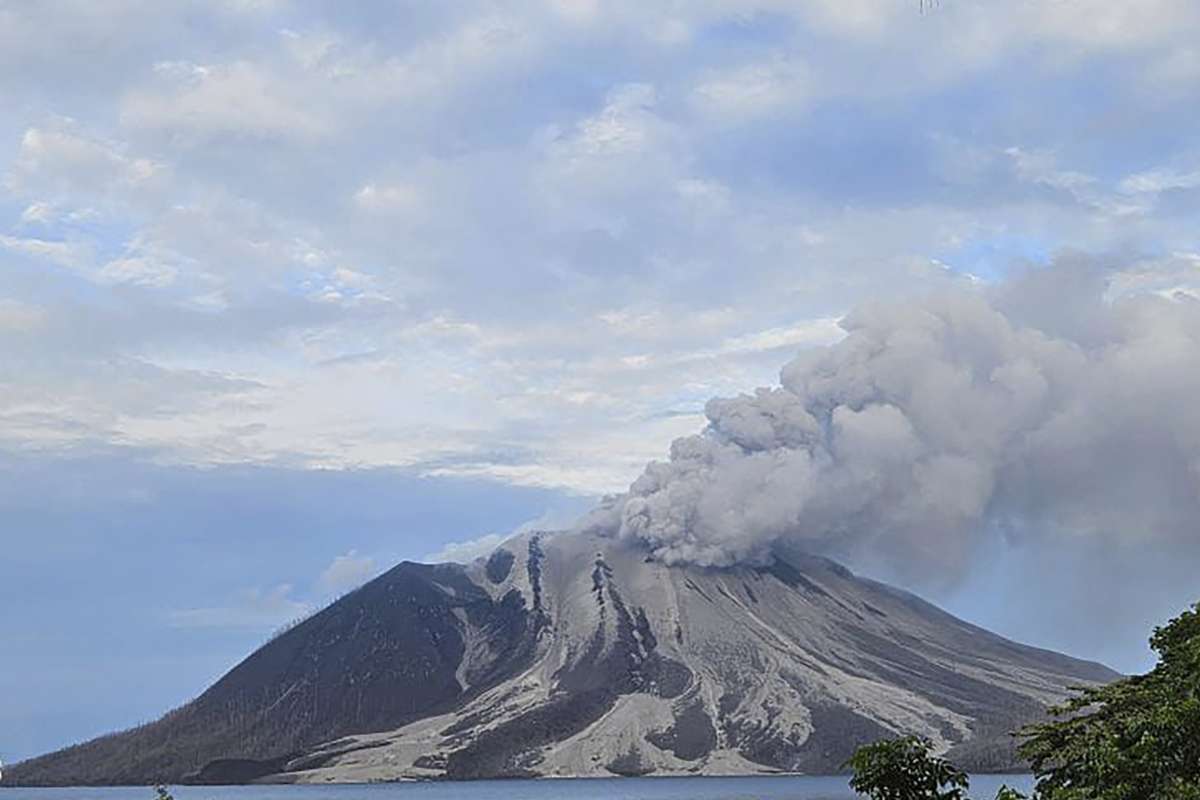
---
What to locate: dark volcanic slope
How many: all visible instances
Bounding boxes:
[5,531,1118,785]
[6,560,540,786]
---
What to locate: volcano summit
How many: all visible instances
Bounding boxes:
[6,529,1116,786]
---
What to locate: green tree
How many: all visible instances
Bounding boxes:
[845,735,970,800]
[994,787,1027,800]
[1019,602,1200,800]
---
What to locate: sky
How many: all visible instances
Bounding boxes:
[3,0,1200,764]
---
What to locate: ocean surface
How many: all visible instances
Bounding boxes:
[0,775,1035,800]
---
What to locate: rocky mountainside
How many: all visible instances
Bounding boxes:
[5,531,1117,785]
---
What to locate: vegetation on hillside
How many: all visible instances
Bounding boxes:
[847,601,1200,800]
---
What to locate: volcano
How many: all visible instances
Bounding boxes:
[6,530,1117,785]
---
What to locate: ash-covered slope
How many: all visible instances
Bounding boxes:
[6,531,1116,785]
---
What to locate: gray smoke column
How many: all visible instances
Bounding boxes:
[581,261,1200,586]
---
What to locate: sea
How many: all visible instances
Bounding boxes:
[0,775,1035,800]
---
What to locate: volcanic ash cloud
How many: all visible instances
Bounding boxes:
[581,263,1200,584]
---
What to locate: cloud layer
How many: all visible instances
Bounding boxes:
[5,1,1200,492]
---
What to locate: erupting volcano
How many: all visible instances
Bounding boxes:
[8,529,1116,785]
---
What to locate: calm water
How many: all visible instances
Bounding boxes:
[0,776,1035,800]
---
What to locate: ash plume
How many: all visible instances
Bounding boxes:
[582,259,1200,588]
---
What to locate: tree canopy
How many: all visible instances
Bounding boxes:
[1018,602,1200,800]
[847,600,1200,800]
[846,735,971,800]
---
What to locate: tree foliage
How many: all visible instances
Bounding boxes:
[846,735,970,800]
[993,789,1027,800]
[845,735,1030,799]
[1018,602,1200,800]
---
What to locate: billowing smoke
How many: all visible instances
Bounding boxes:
[582,261,1200,591]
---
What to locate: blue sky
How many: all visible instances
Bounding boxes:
[3,0,1200,764]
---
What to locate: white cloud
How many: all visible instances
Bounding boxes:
[798,0,1199,54]
[0,234,90,270]
[574,83,659,157]
[674,177,731,216]
[691,56,810,120]
[19,202,56,225]
[7,125,162,201]
[1020,0,1200,51]
[799,0,907,39]
[0,299,46,331]
[97,256,178,288]
[354,183,423,216]
[1005,147,1148,217]
[423,533,506,564]
[706,318,846,359]
[122,60,332,141]
[167,584,311,630]
[535,81,687,225]
[1006,146,1097,194]
[1,233,185,290]
[1120,167,1200,195]
[317,550,377,595]
[419,504,595,564]
[513,504,590,533]
[545,0,601,25]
